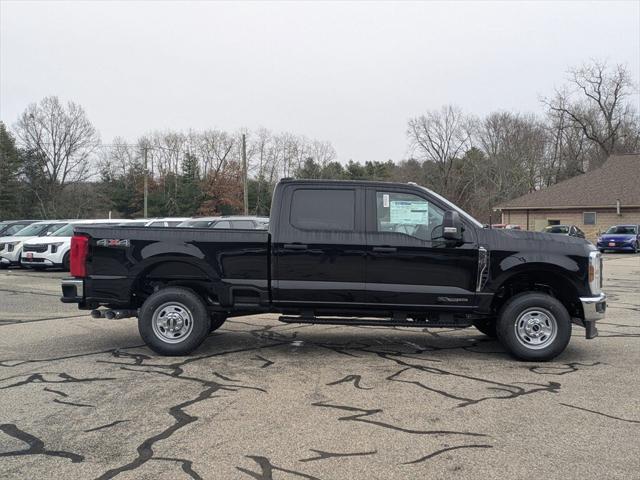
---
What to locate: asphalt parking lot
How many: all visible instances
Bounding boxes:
[0,254,638,480]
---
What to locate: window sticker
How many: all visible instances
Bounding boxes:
[383,194,389,208]
[390,200,428,224]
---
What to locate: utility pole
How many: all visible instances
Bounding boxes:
[242,134,248,215]
[143,146,148,218]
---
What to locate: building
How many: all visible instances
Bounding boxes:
[497,153,640,241]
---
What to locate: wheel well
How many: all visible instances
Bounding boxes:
[130,261,220,308]
[491,272,582,318]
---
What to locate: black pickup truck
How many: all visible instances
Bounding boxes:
[61,179,606,360]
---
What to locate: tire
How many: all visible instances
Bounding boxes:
[472,317,497,338]
[138,287,211,356]
[62,252,70,271]
[496,292,571,361]
[209,313,227,333]
[598,249,605,253]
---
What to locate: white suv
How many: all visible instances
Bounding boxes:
[20,219,139,270]
[0,221,68,268]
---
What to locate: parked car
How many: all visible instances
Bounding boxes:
[0,221,67,268]
[111,219,191,227]
[491,224,522,230]
[61,179,605,361]
[0,219,40,237]
[177,216,269,230]
[543,224,585,238]
[596,225,640,253]
[20,219,134,270]
[145,217,191,227]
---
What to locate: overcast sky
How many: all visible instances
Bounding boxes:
[1,0,639,163]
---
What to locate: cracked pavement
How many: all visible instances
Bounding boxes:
[0,254,638,479]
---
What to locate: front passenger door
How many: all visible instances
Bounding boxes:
[365,188,479,308]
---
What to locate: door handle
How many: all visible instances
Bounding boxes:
[283,243,308,250]
[372,246,397,253]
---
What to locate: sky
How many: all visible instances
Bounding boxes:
[1,0,639,163]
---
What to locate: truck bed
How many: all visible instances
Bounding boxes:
[74,226,270,309]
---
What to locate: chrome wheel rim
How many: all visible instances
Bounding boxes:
[152,302,194,344]
[514,307,557,350]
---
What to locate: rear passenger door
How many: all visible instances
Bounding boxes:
[272,184,367,305]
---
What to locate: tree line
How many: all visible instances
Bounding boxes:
[1,60,638,222]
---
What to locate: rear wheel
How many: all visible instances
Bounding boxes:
[138,287,211,356]
[472,317,497,338]
[496,292,571,361]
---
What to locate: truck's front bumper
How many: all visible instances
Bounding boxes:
[576,293,606,339]
[61,278,84,304]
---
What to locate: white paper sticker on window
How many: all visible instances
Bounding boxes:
[383,194,389,208]
[390,200,429,224]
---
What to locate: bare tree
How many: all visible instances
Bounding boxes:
[13,96,100,217]
[544,61,639,168]
[407,105,472,194]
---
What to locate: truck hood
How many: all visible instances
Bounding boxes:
[477,228,592,255]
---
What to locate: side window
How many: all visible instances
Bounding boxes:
[212,220,232,229]
[150,221,166,227]
[232,220,255,229]
[376,191,443,241]
[290,189,355,231]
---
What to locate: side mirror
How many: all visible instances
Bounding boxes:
[442,210,463,242]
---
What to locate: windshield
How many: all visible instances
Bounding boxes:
[416,185,483,228]
[605,225,637,235]
[12,223,62,237]
[544,225,569,234]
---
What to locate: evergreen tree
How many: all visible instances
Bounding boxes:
[0,122,23,219]
[177,152,202,215]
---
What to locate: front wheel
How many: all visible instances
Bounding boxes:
[496,292,571,361]
[138,287,211,356]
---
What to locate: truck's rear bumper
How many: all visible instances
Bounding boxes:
[61,278,84,304]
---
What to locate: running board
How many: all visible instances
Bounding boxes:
[278,316,472,328]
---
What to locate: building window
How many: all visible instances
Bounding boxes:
[547,219,560,226]
[583,212,597,225]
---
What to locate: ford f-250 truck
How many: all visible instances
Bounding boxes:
[61,179,606,360]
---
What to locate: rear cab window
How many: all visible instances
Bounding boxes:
[290,189,356,231]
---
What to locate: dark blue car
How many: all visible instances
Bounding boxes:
[597,225,640,253]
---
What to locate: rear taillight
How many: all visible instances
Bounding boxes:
[70,235,89,277]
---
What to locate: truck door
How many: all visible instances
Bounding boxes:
[365,187,479,309]
[272,184,367,306]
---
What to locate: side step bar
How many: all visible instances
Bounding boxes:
[278,316,471,328]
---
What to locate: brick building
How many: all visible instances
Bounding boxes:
[497,153,640,241]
